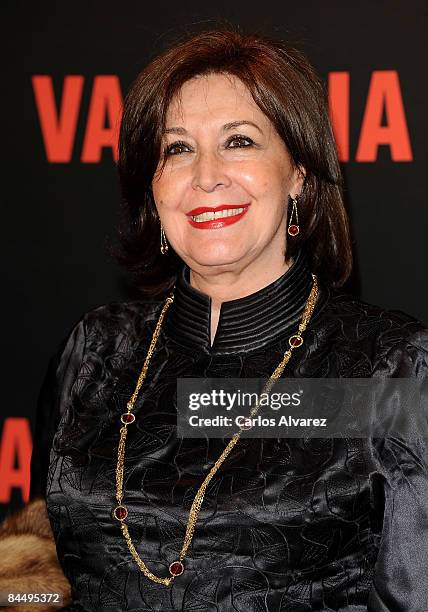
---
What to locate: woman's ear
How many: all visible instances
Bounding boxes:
[294,164,306,197]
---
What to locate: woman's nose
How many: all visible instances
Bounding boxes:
[191,150,231,192]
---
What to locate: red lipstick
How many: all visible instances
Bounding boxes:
[186,203,251,230]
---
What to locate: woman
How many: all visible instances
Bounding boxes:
[4,28,428,611]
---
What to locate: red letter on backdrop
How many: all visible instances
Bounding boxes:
[356,71,413,162]
[81,76,123,163]
[328,72,350,162]
[0,418,32,503]
[32,75,84,163]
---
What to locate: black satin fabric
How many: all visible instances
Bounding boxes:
[30,248,428,611]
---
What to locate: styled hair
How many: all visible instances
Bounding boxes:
[114,25,353,298]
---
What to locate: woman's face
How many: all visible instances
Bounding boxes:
[152,72,304,276]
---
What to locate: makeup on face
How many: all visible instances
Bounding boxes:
[186,203,251,229]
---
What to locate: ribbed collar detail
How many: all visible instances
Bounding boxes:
[164,248,323,355]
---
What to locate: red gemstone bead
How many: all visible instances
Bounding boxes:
[121,413,135,424]
[288,224,299,236]
[113,505,128,521]
[169,561,184,576]
[289,335,303,347]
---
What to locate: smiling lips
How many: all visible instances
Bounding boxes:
[186,203,251,229]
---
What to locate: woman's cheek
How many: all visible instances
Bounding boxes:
[232,160,271,186]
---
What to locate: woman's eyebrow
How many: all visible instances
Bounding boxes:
[222,120,263,133]
[163,120,263,135]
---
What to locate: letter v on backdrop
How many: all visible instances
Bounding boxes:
[31,75,123,163]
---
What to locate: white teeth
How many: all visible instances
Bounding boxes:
[191,207,246,222]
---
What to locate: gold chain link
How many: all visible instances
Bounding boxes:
[114,273,319,586]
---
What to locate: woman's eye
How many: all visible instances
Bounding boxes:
[164,141,189,156]
[227,134,254,148]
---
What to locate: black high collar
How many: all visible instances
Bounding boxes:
[164,248,326,355]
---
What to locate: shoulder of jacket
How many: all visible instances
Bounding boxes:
[80,298,164,334]
[328,287,426,328]
[84,298,163,320]
[324,287,428,354]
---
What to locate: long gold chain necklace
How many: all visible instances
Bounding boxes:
[113,273,319,586]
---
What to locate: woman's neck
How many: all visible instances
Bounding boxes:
[189,255,294,346]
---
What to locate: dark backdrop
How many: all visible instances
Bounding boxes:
[1,0,427,521]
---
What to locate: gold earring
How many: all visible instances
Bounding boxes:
[287,195,300,236]
[160,223,169,255]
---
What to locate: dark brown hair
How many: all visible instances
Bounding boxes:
[115,25,353,298]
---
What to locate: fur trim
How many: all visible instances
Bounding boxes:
[0,498,71,611]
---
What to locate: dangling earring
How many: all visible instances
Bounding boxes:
[160,223,169,255]
[287,195,300,236]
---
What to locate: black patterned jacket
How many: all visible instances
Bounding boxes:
[30,248,428,611]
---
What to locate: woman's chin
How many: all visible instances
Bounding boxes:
[188,251,246,270]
